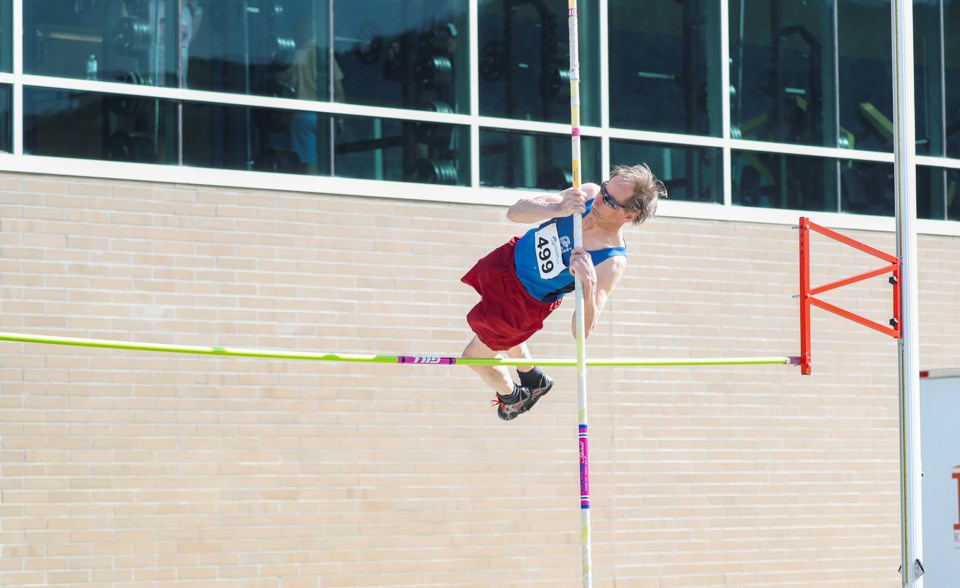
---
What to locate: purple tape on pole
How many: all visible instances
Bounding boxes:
[579,424,590,508]
[397,356,457,365]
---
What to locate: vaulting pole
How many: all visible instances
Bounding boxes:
[566,2,591,586]
[891,0,924,585]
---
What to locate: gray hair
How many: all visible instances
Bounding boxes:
[610,163,668,226]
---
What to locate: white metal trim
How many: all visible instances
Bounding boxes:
[2,153,958,237]
[10,0,21,156]
[720,0,733,207]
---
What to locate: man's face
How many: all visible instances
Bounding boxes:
[598,175,632,214]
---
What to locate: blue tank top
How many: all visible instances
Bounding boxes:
[513,199,627,303]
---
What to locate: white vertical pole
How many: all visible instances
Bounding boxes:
[891,1,923,586]
[567,2,591,587]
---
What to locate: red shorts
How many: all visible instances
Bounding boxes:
[462,237,562,351]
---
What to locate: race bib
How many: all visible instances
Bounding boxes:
[534,223,565,280]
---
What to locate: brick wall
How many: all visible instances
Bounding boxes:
[1,172,957,587]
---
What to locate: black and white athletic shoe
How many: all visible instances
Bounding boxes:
[493,375,554,421]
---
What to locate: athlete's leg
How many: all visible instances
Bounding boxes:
[505,342,553,408]
[462,335,515,396]
[504,342,533,375]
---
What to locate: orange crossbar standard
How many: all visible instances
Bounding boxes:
[799,217,901,375]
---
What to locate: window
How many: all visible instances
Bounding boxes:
[24,88,178,164]
[946,0,960,159]
[839,159,893,217]
[0,0,10,72]
[0,85,10,153]
[730,1,835,147]
[479,0,599,126]
[610,0,721,136]
[732,150,835,212]
[480,129,599,190]
[611,140,721,203]
[336,0,468,114]
[915,0,944,156]
[335,114,469,184]
[837,0,892,153]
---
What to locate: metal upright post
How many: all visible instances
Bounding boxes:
[891,1,924,586]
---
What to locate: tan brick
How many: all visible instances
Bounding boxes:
[0,171,954,587]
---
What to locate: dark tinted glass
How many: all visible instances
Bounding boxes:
[946,0,960,159]
[183,102,331,173]
[23,0,342,98]
[611,140,721,204]
[838,0,892,153]
[24,87,178,164]
[917,166,945,220]
[839,160,894,217]
[914,0,943,156]
[0,0,10,72]
[478,0,599,126]
[918,167,960,221]
[950,169,960,221]
[0,85,10,153]
[184,102,469,184]
[25,0,184,86]
[335,0,468,113]
[336,115,469,185]
[610,0,720,136]
[732,150,836,212]
[730,1,834,146]
[480,129,599,190]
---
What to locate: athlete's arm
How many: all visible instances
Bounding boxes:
[506,184,599,224]
[568,251,625,339]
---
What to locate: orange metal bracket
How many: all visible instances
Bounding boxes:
[799,217,901,375]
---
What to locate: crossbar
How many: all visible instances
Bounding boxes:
[0,332,799,368]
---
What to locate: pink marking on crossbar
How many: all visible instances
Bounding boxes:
[397,356,457,364]
[572,128,581,137]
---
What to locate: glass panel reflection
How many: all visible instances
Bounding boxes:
[839,160,893,217]
[480,129,599,190]
[0,0,10,72]
[24,87,177,163]
[950,170,960,221]
[25,0,198,86]
[732,150,836,212]
[335,0,468,113]
[0,85,10,153]
[922,167,960,222]
[184,102,469,185]
[184,102,332,173]
[23,1,343,99]
[478,0,599,125]
[838,0,892,153]
[336,115,469,185]
[914,0,943,156]
[946,0,960,159]
[611,140,720,203]
[730,1,834,146]
[609,0,720,136]
[916,166,945,220]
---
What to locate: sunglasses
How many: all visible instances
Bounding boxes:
[600,181,628,211]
